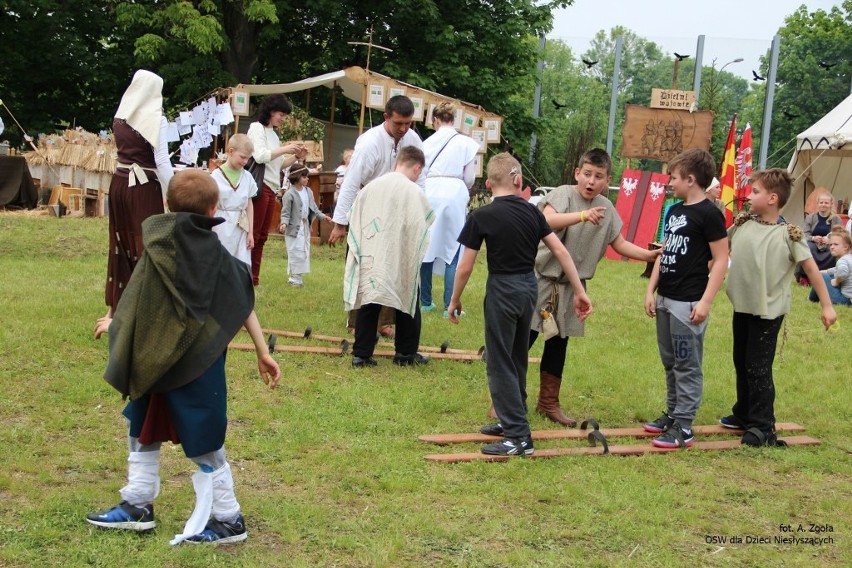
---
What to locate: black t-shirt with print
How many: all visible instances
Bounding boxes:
[457,195,552,274]
[657,199,727,301]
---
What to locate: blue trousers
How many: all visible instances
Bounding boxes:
[420,248,460,309]
[808,272,851,305]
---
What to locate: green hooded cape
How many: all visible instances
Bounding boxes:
[104,212,254,400]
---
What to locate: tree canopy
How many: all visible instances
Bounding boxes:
[0,0,571,150]
[761,0,852,166]
[1,0,848,187]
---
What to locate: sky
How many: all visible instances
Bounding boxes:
[549,0,842,81]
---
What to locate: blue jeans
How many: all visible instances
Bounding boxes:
[809,272,852,305]
[420,248,459,309]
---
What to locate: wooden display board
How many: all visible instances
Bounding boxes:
[621,105,713,162]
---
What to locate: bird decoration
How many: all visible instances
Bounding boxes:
[581,58,598,68]
[552,99,569,110]
[752,70,766,81]
[674,52,690,61]
[818,61,837,70]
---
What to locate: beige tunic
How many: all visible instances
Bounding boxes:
[530,186,621,337]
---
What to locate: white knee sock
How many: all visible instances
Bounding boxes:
[211,462,241,522]
[169,467,213,546]
[119,451,160,506]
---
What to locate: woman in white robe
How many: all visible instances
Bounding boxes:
[420,102,480,316]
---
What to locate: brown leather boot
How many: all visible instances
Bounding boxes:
[536,372,576,427]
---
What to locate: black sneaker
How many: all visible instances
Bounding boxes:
[185,514,247,545]
[479,422,504,436]
[643,411,674,433]
[652,421,694,448]
[719,415,745,429]
[86,501,156,531]
[392,352,429,366]
[481,436,534,456]
[351,356,378,368]
[741,428,786,447]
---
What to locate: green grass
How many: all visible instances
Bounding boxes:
[0,212,849,567]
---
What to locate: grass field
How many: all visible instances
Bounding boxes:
[0,212,849,567]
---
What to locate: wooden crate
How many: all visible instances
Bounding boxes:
[49,185,83,211]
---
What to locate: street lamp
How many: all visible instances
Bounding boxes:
[700,57,744,107]
[720,57,745,73]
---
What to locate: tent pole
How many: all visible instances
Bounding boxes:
[359,82,367,135]
[329,84,337,166]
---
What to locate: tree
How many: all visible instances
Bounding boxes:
[113,0,573,145]
[0,1,134,145]
[530,39,608,186]
[1,0,574,165]
[764,1,852,165]
[579,27,671,177]
[697,60,749,161]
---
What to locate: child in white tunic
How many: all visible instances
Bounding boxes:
[279,163,327,286]
[211,134,258,266]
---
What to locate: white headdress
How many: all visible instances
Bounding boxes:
[114,70,164,149]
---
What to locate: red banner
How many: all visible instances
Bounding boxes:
[736,123,753,209]
[606,169,669,260]
[606,169,644,260]
[633,172,670,249]
[719,115,738,227]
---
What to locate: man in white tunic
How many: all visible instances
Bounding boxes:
[329,95,425,337]
[344,147,434,367]
[329,95,425,243]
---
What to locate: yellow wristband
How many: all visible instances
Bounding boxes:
[580,210,587,223]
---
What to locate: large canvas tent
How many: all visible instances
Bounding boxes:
[784,93,852,224]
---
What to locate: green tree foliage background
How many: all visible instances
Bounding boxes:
[0,0,849,186]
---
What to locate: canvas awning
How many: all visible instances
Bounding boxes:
[233,66,501,140]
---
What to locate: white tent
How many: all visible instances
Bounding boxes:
[784,93,852,224]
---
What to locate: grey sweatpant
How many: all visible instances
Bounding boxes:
[484,272,538,439]
[654,295,708,429]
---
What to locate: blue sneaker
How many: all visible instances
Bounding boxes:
[719,415,744,429]
[652,421,694,448]
[86,501,156,531]
[421,303,437,312]
[186,515,247,545]
[643,411,674,433]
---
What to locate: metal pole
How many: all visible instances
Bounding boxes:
[758,34,781,169]
[693,35,705,102]
[606,36,623,156]
[528,35,546,166]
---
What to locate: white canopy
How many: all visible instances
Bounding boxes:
[784,93,852,224]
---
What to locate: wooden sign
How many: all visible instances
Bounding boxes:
[621,105,713,162]
[650,89,695,110]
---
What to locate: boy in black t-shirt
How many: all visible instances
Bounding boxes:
[644,149,728,448]
[447,153,592,456]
